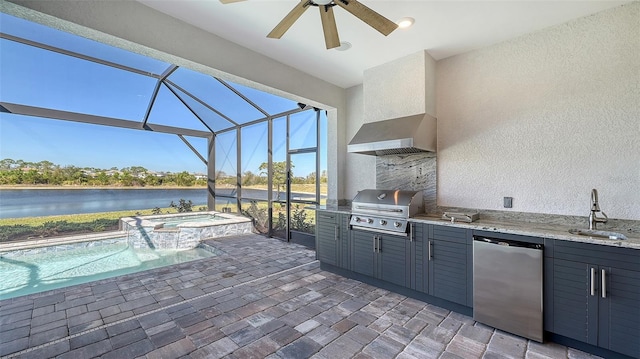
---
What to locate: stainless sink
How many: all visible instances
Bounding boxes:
[568,228,628,240]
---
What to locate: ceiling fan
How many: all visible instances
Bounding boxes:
[219,0,399,49]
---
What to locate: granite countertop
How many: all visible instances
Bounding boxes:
[411,214,640,250]
[313,205,352,214]
[313,206,640,250]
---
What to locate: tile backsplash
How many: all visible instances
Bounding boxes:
[376,152,437,213]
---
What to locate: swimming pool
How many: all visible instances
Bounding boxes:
[0,239,217,300]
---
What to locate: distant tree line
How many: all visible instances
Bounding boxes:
[216,161,327,187]
[1,158,327,188]
[0,158,206,187]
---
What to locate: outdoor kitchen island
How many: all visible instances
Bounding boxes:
[315,207,640,359]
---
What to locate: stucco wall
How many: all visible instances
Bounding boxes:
[345,85,375,198]
[363,50,436,122]
[436,3,639,220]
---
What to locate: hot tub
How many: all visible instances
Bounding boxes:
[120,211,253,249]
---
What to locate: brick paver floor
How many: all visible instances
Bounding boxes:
[0,234,601,359]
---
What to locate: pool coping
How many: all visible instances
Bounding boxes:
[119,211,252,229]
[0,231,128,254]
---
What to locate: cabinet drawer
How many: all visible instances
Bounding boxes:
[554,240,640,271]
[433,226,468,243]
[317,212,338,225]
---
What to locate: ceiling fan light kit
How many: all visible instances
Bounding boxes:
[220,0,399,50]
[396,17,415,29]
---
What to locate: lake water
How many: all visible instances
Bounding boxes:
[0,188,208,219]
[0,188,320,219]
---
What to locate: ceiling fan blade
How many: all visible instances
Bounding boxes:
[335,0,398,36]
[267,1,311,39]
[319,6,340,49]
[219,0,246,4]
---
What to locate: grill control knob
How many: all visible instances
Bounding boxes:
[367,218,373,224]
[355,217,361,223]
[394,222,402,228]
[380,220,387,226]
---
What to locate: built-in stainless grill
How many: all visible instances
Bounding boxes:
[350,189,424,236]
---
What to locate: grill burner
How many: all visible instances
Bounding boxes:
[350,189,424,236]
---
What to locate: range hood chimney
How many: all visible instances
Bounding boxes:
[347,113,436,156]
[349,50,437,156]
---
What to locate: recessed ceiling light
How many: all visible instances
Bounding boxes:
[335,41,352,51]
[397,17,415,29]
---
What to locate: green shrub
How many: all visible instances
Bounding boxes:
[0,224,33,241]
[170,199,193,213]
[0,219,119,242]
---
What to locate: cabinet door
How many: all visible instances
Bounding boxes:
[429,226,470,306]
[551,259,597,345]
[410,222,428,293]
[351,230,375,277]
[316,212,339,266]
[338,213,350,270]
[378,234,410,287]
[599,266,640,358]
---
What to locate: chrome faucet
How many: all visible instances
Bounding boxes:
[588,189,608,230]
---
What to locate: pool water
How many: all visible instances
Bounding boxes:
[0,243,216,300]
[150,214,222,228]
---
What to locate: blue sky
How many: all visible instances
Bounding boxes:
[0,12,326,176]
[0,113,209,173]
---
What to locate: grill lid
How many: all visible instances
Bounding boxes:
[351,189,424,219]
[350,189,424,236]
[352,189,420,206]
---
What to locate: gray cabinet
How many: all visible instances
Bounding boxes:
[351,229,375,277]
[316,211,349,269]
[350,229,411,287]
[410,222,428,292]
[412,223,473,307]
[550,240,640,358]
[429,225,473,307]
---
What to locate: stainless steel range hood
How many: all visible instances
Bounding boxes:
[347,114,436,156]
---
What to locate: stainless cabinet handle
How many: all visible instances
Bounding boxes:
[378,236,381,253]
[601,269,607,298]
[590,267,596,296]
[319,214,334,219]
[334,226,339,241]
[410,223,414,242]
[428,240,433,260]
[373,235,377,253]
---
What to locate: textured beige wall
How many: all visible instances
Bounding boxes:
[436,3,640,220]
[345,85,376,198]
[363,50,436,122]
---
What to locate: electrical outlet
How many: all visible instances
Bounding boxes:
[504,197,513,208]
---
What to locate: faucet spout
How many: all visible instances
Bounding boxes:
[588,189,607,230]
[590,189,600,212]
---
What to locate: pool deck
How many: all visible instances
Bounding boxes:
[0,234,601,359]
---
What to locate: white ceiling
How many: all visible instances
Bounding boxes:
[137,0,629,88]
